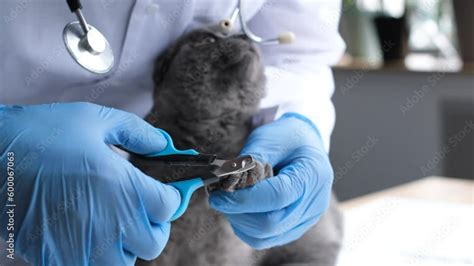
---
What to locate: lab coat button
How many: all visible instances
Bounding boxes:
[146,3,160,15]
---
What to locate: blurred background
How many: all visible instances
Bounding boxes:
[331,2,473,265]
[330,0,473,200]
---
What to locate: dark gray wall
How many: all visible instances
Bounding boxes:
[330,69,473,200]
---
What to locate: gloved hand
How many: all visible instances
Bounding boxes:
[209,113,334,249]
[0,102,180,265]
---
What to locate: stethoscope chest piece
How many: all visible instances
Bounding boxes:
[63,21,114,74]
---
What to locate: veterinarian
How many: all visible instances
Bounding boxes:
[0,0,345,264]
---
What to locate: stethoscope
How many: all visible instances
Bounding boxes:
[63,0,295,74]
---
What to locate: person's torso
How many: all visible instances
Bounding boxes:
[0,0,265,117]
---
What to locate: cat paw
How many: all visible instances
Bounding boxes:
[208,160,273,192]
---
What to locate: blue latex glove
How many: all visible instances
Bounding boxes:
[0,102,180,265]
[209,113,334,249]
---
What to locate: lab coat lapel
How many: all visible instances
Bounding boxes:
[112,0,142,76]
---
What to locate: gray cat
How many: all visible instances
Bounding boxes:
[132,28,343,266]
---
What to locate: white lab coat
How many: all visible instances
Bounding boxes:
[0,0,344,151]
[0,0,344,263]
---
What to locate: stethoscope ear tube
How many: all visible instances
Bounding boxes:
[220,0,295,45]
[66,0,82,12]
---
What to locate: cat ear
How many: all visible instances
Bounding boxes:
[153,44,181,86]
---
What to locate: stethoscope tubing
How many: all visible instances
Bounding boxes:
[63,0,293,74]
